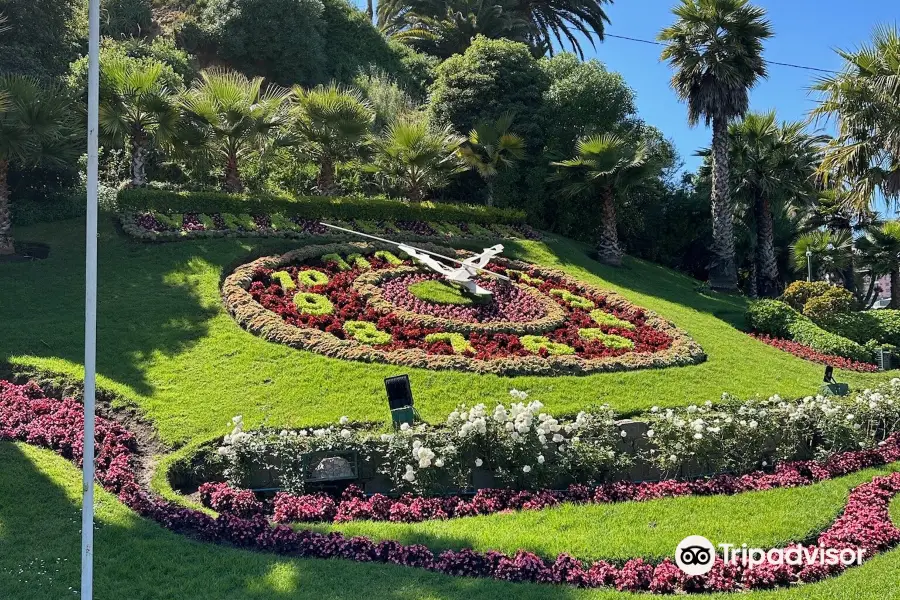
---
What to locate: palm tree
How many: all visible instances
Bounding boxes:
[180,68,291,193]
[0,75,78,255]
[550,134,650,266]
[521,0,612,57]
[99,56,180,187]
[378,0,611,58]
[291,84,375,195]
[456,112,525,206]
[381,0,530,59]
[813,25,900,213]
[728,112,823,296]
[368,116,465,202]
[659,0,773,291]
[856,222,900,309]
[792,230,853,284]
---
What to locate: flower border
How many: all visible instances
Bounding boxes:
[222,243,706,376]
[2,379,900,595]
[201,432,900,525]
[119,212,542,244]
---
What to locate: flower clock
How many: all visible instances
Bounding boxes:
[223,243,705,375]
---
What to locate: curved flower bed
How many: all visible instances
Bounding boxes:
[120,212,542,243]
[750,334,879,373]
[222,243,705,376]
[2,379,900,594]
[201,433,900,524]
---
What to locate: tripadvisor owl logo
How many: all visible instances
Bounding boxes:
[675,535,716,576]
[674,535,867,576]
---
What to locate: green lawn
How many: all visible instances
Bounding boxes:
[3,217,900,600]
[2,442,900,600]
[0,217,885,447]
[309,463,900,562]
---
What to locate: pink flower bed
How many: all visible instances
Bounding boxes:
[750,334,879,372]
[3,378,899,594]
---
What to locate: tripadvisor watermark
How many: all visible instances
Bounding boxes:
[674,535,865,576]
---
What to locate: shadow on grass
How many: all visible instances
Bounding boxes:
[0,442,585,600]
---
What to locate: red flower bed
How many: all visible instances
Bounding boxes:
[2,379,900,594]
[750,334,878,372]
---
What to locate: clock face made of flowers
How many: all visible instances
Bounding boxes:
[222,243,706,376]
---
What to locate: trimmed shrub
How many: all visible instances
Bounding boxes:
[577,329,635,350]
[747,300,871,363]
[780,281,834,312]
[117,187,526,224]
[819,310,900,348]
[803,287,856,320]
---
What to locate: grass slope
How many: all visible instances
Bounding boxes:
[1,217,885,446]
[2,442,900,600]
[310,464,900,561]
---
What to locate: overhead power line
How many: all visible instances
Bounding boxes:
[604,33,841,75]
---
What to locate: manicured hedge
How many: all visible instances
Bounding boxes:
[818,310,900,348]
[117,188,526,225]
[747,300,872,363]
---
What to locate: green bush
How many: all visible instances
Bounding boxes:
[195,0,433,93]
[780,280,834,312]
[101,0,153,38]
[747,300,871,362]
[430,36,548,144]
[117,187,527,224]
[803,287,856,320]
[818,310,900,348]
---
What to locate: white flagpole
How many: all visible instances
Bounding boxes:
[82,0,100,596]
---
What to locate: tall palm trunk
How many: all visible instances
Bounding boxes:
[891,269,900,309]
[224,154,243,193]
[317,158,336,195]
[366,0,374,21]
[0,159,13,255]
[130,127,149,187]
[709,115,738,291]
[755,194,780,297]
[596,186,622,266]
[485,179,494,207]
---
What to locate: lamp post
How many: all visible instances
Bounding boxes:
[82,0,100,597]
[806,249,813,283]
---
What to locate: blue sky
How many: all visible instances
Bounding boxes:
[591,0,893,172]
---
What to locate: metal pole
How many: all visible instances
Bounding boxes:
[81,0,100,596]
[807,254,812,282]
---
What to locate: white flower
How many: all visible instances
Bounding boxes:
[380,434,392,442]
[232,415,243,425]
[552,433,564,443]
[646,429,655,438]
[669,454,678,462]
[620,430,627,438]
[522,465,532,473]
[651,406,659,413]
[413,440,423,450]
[217,446,229,456]
[845,414,855,421]
[504,421,515,432]
[400,422,410,431]
[475,458,484,467]
[339,416,349,425]
[762,461,768,467]
[537,455,545,464]
[313,428,326,438]
[509,389,529,400]
[340,429,352,439]
[434,458,445,468]
[693,433,703,440]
